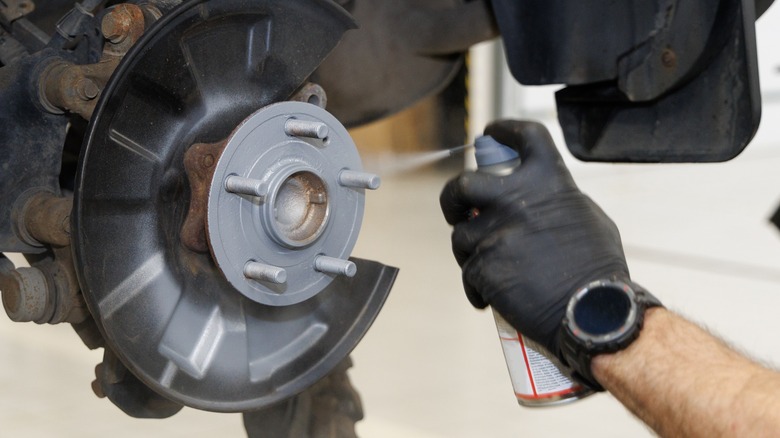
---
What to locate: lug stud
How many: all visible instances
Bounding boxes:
[338,170,381,190]
[284,119,329,139]
[244,261,287,284]
[314,256,357,278]
[225,175,267,199]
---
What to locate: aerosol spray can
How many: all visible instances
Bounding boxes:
[474,135,594,407]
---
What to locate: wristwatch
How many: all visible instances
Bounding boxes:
[559,278,663,391]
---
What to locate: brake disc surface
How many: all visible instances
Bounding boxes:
[72,0,396,412]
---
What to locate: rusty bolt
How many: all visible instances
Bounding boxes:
[202,154,215,168]
[102,4,144,45]
[661,48,677,69]
[1,267,50,323]
[76,78,100,101]
[102,16,127,44]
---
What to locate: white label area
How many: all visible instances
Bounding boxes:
[493,311,580,401]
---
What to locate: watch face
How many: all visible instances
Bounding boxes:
[566,280,638,345]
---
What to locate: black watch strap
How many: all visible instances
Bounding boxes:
[558,279,662,391]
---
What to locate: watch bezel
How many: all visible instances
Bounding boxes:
[564,279,639,345]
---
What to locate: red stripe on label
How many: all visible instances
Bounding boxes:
[515,386,580,400]
[517,333,538,397]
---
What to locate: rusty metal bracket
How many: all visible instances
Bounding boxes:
[39,57,121,119]
[181,139,227,253]
[181,83,328,253]
[4,190,87,324]
[38,3,147,120]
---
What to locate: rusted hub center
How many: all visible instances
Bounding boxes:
[272,171,330,247]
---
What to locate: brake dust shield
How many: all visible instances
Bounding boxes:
[72,0,397,412]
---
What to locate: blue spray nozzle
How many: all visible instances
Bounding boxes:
[474,135,519,167]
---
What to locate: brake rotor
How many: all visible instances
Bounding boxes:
[72,0,396,412]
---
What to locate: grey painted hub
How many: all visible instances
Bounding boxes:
[207,102,379,306]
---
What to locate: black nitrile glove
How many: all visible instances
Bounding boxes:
[440,120,629,361]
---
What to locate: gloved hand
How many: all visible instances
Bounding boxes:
[440,120,629,359]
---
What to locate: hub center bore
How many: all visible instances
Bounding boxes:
[270,170,329,248]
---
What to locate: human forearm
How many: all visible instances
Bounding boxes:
[592,307,780,437]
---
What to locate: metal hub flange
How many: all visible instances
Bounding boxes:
[207,101,379,306]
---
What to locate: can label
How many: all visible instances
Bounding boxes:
[493,311,587,405]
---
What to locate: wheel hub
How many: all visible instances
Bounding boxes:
[207,102,376,306]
